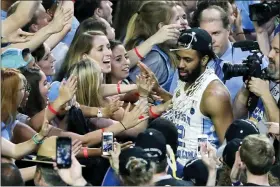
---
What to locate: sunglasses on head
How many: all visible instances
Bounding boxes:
[170,32,196,52]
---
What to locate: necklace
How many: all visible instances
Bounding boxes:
[173,69,214,111]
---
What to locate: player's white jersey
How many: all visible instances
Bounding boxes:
[162,69,228,166]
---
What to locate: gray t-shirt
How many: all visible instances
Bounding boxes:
[129,51,168,84]
[16,113,29,124]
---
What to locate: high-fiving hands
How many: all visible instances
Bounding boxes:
[137,62,160,91]
[136,74,155,98]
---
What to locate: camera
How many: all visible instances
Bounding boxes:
[223,40,268,81]
[249,1,280,26]
[223,40,270,112]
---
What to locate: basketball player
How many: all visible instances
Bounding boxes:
[141,28,233,166]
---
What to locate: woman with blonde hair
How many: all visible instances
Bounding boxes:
[20,66,150,147]
[1,68,48,144]
[124,1,183,91]
[67,58,104,107]
[56,31,111,81]
[56,30,138,98]
[1,68,31,141]
[1,68,25,133]
[66,59,152,135]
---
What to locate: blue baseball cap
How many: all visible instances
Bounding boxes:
[1,48,34,69]
[47,81,61,102]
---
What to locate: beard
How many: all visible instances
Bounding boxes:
[178,64,202,83]
[267,68,279,81]
[266,59,279,81]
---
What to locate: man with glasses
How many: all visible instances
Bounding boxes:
[161,28,233,166]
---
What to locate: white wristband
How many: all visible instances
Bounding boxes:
[97,108,103,118]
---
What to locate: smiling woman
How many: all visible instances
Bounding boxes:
[21,68,50,117]
[32,43,56,77]
[106,40,131,84]
[86,34,112,74]
[124,1,180,91]
[55,31,111,81]
[1,68,27,141]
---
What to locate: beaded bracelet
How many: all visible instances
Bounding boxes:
[32,133,44,145]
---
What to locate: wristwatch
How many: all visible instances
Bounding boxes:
[97,108,103,118]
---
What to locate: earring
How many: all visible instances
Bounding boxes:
[82,54,87,59]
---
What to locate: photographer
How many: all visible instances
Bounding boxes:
[171,3,268,103]
[233,32,279,128]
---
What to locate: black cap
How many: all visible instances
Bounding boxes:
[135,128,167,162]
[183,159,208,186]
[149,118,178,155]
[225,119,260,142]
[171,28,216,59]
[119,146,151,176]
[222,138,242,169]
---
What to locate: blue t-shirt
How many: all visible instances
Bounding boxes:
[235,0,260,32]
[61,16,80,46]
[1,10,7,20]
[1,120,18,141]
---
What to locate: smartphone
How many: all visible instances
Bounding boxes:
[197,135,208,158]
[102,132,114,156]
[56,137,72,169]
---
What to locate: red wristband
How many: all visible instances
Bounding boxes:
[72,0,76,3]
[134,47,143,59]
[138,115,144,119]
[101,128,105,133]
[149,106,160,118]
[48,104,58,115]
[83,147,88,158]
[117,81,121,94]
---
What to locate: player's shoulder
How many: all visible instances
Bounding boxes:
[203,80,231,103]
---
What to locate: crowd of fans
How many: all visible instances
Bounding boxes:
[1,0,279,186]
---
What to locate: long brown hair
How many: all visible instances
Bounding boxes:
[124,1,178,67]
[1,68,23,124]
[56,31,105,81]
[21,68,45,117]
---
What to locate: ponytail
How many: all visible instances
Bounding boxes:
[124,13,138,45]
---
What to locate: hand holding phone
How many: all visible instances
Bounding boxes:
[197,135,208,158]
[56,137,72,169]
[102,132,114,156]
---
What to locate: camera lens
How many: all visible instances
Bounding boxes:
[223,63,249,81]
